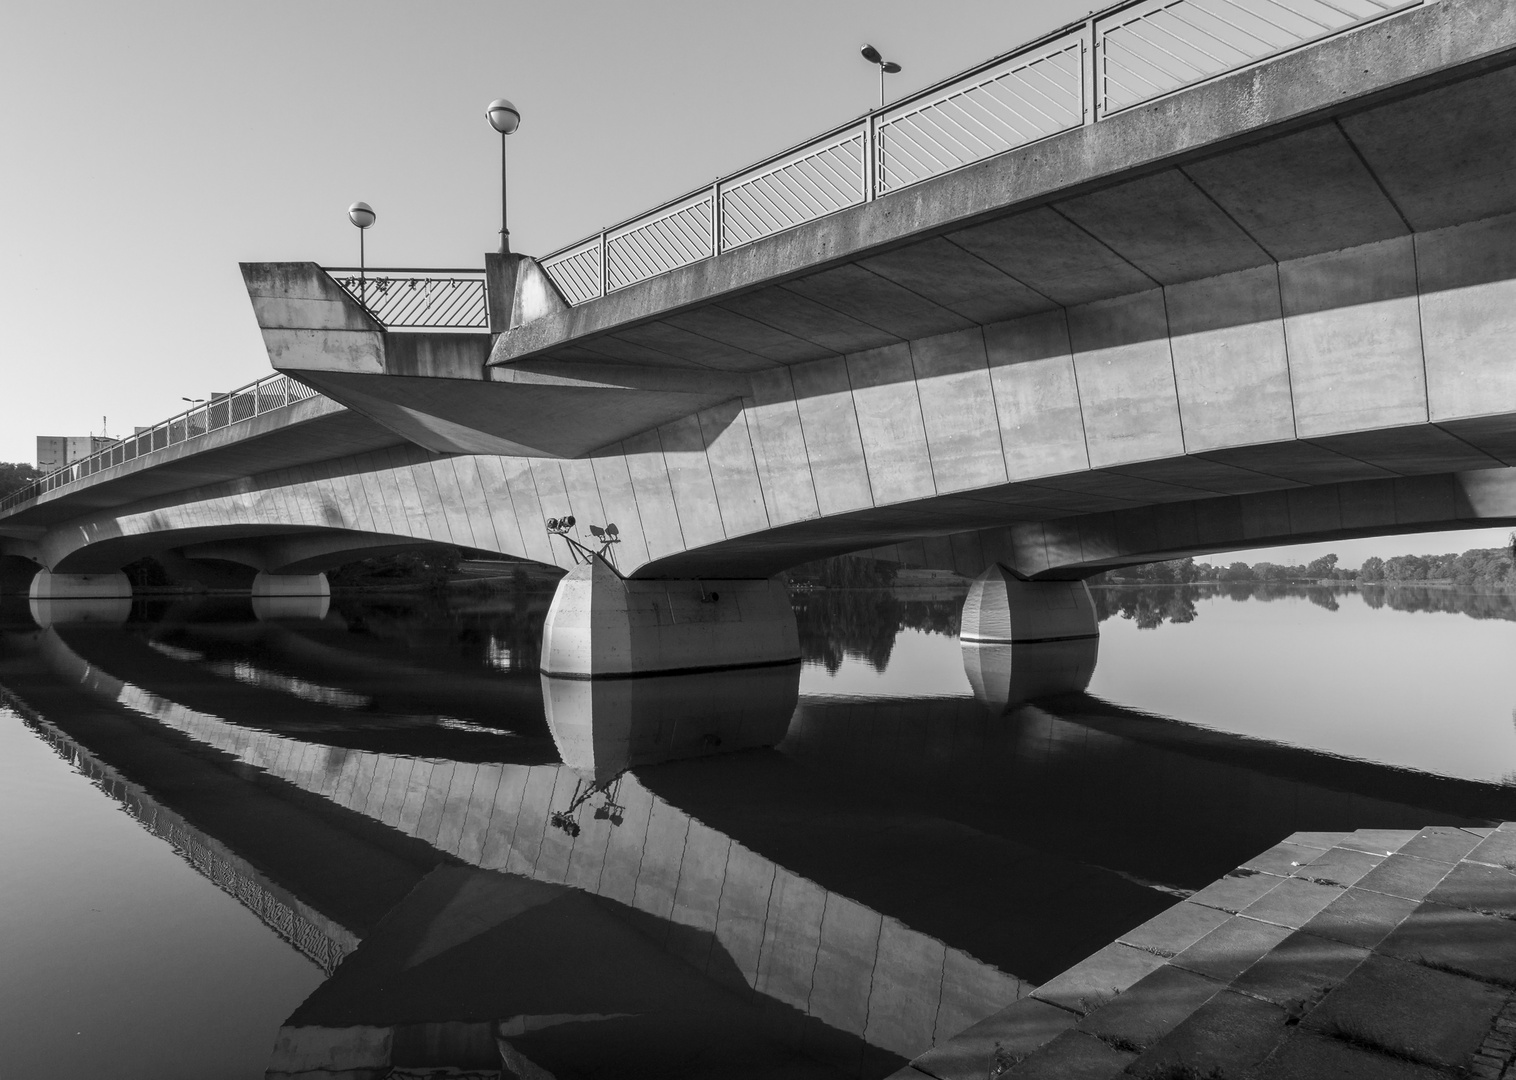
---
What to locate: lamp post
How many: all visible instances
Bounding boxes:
[486,98,521,253]
[347,201,376,306]
[860,44,902,110]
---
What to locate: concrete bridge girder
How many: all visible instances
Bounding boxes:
[231,217,1516,585]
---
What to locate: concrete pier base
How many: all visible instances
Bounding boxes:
[252,572,330,598]
[962,638,1099,709]
[28,597,132,627]
[542,664,800,780]
[540,559,799,679]
[960,564,1098,644]
[27,570,132,600]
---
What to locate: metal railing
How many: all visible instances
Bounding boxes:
[0,372,326,514]
[540,0,1421,304]
[326,267,488,330]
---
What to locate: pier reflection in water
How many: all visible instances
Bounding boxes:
[2,582,1515,1078]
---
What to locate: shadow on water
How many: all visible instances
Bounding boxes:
[3,583,1516,1077]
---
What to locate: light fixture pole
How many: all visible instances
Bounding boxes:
[861,44,902,110]
[347,201,376,306]
[486,99,522,253]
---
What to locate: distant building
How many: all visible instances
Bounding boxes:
[36,435,119,472]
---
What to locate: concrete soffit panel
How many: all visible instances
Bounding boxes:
[290,368,743,460]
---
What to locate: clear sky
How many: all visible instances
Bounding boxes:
[3,0,1508,566]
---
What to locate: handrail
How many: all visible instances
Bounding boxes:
[324,267,488,331]
[540,0,1423,305]
[0,372,328,515]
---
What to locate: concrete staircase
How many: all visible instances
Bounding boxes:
[893,824,1516,1080]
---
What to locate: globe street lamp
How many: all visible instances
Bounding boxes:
[860,44,902,110]
[486,98,521,253]
[348,201,376,306]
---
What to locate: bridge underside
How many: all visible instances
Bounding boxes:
[224,0,1516,586]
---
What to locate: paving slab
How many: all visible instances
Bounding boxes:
[907,996,1077,1080]
[1397,826,1484,865]
[1029,942,1168,1015]
[1468,827,1516,869]
[1245,840,1329,876]
[1118,901,1231,959]
[1001,1030,1135,1080]
[1340,829,1417,855]
[1303,952,1506,1072]
[1169,915,1294,983]
[1227,930,1370,1010]
[1425,860,1516,918]
[1378,901,1516,989]
[1249,1029,1457,1080]
[1239,875,1345,929]
[1187,868,1286,915]
[1353,852,1457,902]
[1298,887,1421,951]
[1075,964,1223,1054]
[1285,831,1354,849]
[1125,989,1292,1078]
[1295,846,1386,888]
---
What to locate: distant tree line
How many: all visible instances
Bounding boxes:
[1092,539,1516,591]
[0,462,42,500]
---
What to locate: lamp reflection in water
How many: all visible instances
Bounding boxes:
[541,663,801,784]
[28,596,132,628]
[962,637,1100,710]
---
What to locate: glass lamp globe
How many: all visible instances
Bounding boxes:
[486,98,521,135]
[348,201,376,229]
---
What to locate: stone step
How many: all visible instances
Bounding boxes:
[892,823,1516,1080]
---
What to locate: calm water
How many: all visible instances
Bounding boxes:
[2,581,1514,1078]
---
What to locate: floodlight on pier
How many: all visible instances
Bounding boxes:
[486,98,522,253]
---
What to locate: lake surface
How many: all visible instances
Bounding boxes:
[2,581,1514,1078]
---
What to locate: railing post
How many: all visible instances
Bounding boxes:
[598,231,608,298]
[1084,17,1100,124]
[865,116,878,201]
[710,182,722,256]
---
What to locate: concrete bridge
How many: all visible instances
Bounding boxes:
[4,0,1516,674]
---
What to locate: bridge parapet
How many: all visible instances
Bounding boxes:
[322,266,488,331]
[0,372,327,515]
[537,0,1424,304]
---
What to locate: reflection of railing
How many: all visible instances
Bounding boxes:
[325,267,488,330]
[0,373,327,514]
[3,687,357,975]
[541,0,1418,304]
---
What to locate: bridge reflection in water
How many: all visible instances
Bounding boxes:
[1,587,1513,1079]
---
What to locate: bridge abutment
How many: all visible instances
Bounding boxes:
[960,565,1099,645]
[540,560,799,679]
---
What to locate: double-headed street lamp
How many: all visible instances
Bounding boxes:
[486,98,522,253]
[347,201,376,306]
[861,44,902,110]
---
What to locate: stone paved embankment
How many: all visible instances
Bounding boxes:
[893,824,1516,1080]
